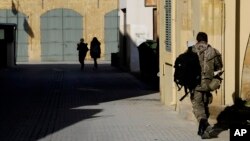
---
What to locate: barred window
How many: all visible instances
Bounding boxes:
[165,0,171,52]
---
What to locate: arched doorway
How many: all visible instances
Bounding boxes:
[104,9,119,60]
[40,8,83,62]
[0,9,28,62]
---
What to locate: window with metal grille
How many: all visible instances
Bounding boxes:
[165,0,171,52]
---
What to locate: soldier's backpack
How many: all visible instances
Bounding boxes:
[174,47,201,101]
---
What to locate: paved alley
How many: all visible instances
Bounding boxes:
[0,62,229,141]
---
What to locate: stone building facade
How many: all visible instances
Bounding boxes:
[0,0,118,63]
[157,0,250,120]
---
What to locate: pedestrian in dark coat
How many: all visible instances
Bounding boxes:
[77,38,89,70]
[90,37,101,69]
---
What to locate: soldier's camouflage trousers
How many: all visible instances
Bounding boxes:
[190,90,213,122]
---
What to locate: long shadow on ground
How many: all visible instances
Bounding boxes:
[208,99,250,138]
[0,64,158,141]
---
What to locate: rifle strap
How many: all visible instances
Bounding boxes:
[179,86,189,101]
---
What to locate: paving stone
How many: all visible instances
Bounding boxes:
[0,63,229,141]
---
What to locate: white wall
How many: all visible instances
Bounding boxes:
[125,0,154,72]
[120,0,126,9]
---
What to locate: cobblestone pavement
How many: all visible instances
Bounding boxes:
[0,63,229,141]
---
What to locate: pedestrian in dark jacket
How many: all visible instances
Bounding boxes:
[77,38,89,70]
[90,37,101,69]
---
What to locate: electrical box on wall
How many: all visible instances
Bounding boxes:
[0,29,4,40]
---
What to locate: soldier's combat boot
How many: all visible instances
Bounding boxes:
[201,126,213,139]
[198,118,209,136]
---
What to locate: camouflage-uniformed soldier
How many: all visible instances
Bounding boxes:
[191,32,223,139]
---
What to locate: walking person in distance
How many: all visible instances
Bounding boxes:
[90,37,101,69]
[77,38,89,71]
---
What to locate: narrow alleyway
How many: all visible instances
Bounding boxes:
[0,62,229,141]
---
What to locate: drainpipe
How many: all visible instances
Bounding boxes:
[235,0,240,101]
[171,0,177,109]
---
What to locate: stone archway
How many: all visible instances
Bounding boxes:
[40,8,83,62]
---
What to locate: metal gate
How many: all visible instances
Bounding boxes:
[0,9,28,62]
[104,9,119,60]
[41,8,83,62]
